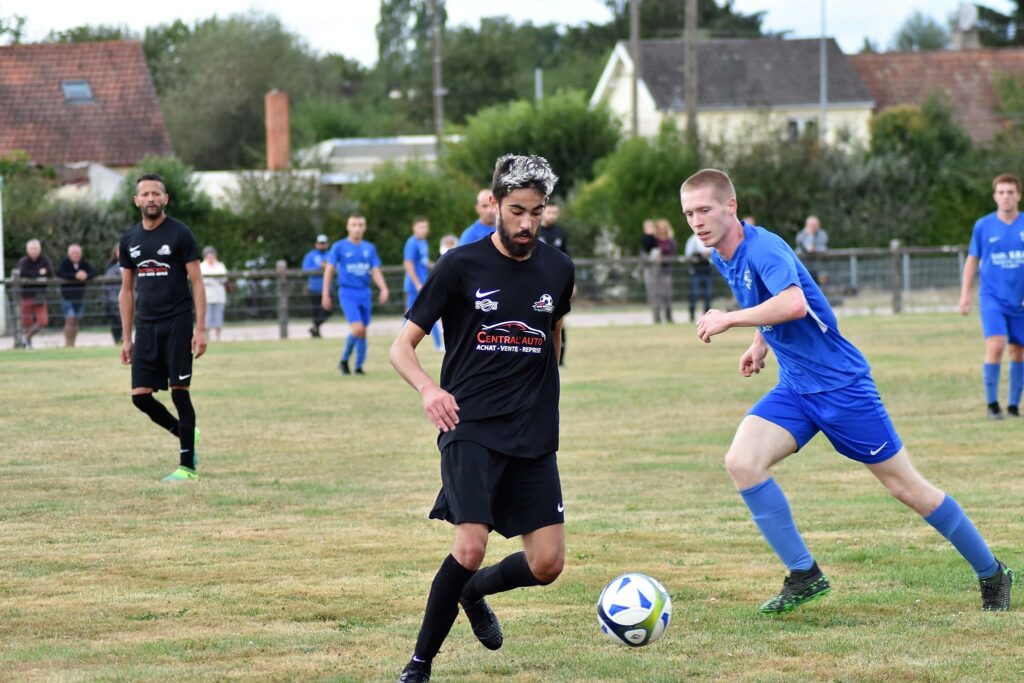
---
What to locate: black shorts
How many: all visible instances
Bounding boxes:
[132,311,194,391]
[429,441,564,539]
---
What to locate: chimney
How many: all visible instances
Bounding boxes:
[265,89,290,170]
[952,2,981,50]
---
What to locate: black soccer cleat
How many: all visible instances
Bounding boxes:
[398,658,431,682]
[759,562,832,614]
[987,402,1004,420]
[339,359,351,376]
[460,597,503,650]
[355,367,366,375]
[980,560,1013,611]
[1007,405,1020,417]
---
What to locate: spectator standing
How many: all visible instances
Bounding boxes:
[684,231,714,322]
[57,243,96,347]
[640,219,659,322]
[103,245,123,344]
[200,246,228,341]
[439,234,458,256]
[16,239,54,348]
[652,218,678,323]
[302,234,332,337]
[794,215,829,284]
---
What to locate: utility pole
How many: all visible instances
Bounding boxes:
[629,0,640,137]
[819,0,828,142]
[429,0,445,157]
[685,0,698,144]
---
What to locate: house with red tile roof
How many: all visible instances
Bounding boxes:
[0,41,173,171]
[851,48,1024,144]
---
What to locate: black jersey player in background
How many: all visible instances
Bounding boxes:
[119,173,207,481]
[538,201,573,366]
[391,155,574,683]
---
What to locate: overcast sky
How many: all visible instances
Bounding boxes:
[3,0,1017,64]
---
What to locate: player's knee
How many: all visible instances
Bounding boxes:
[131,393,155,411]
[723,449,759,485]
[529,553,564,585]
[452,543,486,571]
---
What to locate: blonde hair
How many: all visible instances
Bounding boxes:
[680,168,737,204]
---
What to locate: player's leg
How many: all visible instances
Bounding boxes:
[164,312,198,480]
[353,293,371,373]
[1005,316,1024,415]
[866,449,1011,610]
[980,307,1008,418]
[337,292,362,374]
[130,321,180,437]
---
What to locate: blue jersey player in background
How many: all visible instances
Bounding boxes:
[322,214,389,375]
[958,173,1024,420]
[457,189,497,246]
[403,217,443,352]
[681,168,1012,613]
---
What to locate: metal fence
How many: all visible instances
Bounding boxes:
[2,243,969,340]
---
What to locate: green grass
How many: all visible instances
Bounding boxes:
[1,314,1021,681]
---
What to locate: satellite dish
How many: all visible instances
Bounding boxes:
[958,2,979,31]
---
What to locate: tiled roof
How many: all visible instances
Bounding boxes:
[0,41,173,166]
[851,49,1024,143]
[639,38,872,110]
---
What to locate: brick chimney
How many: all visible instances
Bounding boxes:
[265,89,290,170]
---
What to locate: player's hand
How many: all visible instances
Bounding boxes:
[378,287,390,305]
[321,293,332,311]
[958,297,971,315]
[192,329,208,359]
[696,309,731,343]
[739,343,768,377]
[120,340,133,365]
[421,384,459,432]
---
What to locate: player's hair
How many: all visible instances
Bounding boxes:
[992,173,1021,193]
[348,213,365,222]
[135,173,166,192]
[411,215,429,226]
[491,154,558,203]
[680,168,736,204]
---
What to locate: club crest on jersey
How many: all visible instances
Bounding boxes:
[743,268,753,290]
[157,244,171,256]
[532,293,554,313]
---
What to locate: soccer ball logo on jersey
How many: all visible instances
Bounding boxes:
[743,269,753,290]
[475,321,546,354]
[157,244,171,256]
[532,293,554,313]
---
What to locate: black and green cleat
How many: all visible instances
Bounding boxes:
[980,560,1013,611]
[759,562,831,614]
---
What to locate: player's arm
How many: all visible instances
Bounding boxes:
[321,263,335,310]
[959,255,979,315]
[697,285,807,343]
[119,268,136,365]
[185,260,208,359]
[403,259,422,291]
[371,266,390,304]
[553,317,565,365]
[739,328,769,377]
[390,322,459,431]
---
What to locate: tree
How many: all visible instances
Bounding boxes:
[444,92,621,198]
[0,14,25,45]
[977,1,1024,47]
[890,10,949,52]
[109,156,213,235]
[603,0,771,39]
[44,25,135,43]
[869,95,971,170]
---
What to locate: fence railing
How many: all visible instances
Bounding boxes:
[2,242,969,340]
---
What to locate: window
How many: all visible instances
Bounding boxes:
[61,80,95,104]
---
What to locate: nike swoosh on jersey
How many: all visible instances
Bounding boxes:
[476,288,500,298]
[989,236,1001,242]
[869,441,888,456]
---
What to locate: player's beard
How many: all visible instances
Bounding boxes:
[142,204,165,219]
[496,216,538,259]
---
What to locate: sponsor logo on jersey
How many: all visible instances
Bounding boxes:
[157,244,171,256]
[743,268,753,290]
[475,320,546,354]
[129,245,141,259]
[475,298,499,312]
[532,293,554,313]
[136,259,171,277]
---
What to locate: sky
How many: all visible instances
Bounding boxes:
[2,0,1018,65]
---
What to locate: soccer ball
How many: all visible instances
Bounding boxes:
[597,573,672,647]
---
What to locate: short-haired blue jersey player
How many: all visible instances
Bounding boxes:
[681,168,1013,615]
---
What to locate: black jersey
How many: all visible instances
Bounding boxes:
[119,216,200,322]
[538,223,569,256]
[407,237,575,458]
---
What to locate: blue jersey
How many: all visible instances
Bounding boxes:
[326,238,382,291]
[403,235,430,293]
[968,212,1024,315]
[301,248,329,293]
[458,221,495,246]
[711,223,871,394]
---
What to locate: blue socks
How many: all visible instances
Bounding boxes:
[924,495,998,578]
[342,334,356,362]
[1009,361,1023,408]
[355,337,368,368]
[739,478,814,572]
[983,363,1000,404]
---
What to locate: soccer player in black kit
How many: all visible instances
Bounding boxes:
[119,173,207,481]
[391,155,574,683]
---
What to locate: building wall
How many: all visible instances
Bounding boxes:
[661,104,872,146]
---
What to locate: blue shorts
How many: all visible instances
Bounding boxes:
[749,376,903,464]
[339,288,371,326]
[979,305,1024,345]
[61,300,85,318]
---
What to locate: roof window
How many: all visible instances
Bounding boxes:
[61,80,95,104]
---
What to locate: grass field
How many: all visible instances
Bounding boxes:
[1,314,1021,681]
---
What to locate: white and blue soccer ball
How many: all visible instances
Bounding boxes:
[597,573,672,647]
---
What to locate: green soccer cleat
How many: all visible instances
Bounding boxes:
[760,562,831,614]
[980,560,1013,611]
[162,466,198,481]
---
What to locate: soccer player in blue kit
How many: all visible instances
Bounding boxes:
[958,173,1024,420]
[403,217,443,352]
[321,214,389,375]
[681,169,1013,614]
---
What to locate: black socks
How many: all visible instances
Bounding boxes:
[131,393,180,436]
[460,551,546,606]
[413,554,476,662]
[171,389,196,470]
